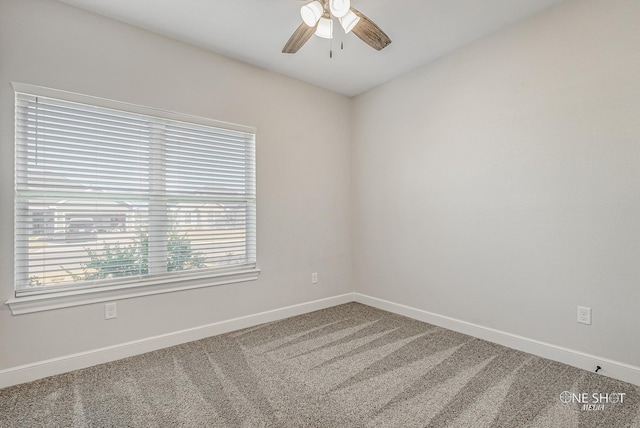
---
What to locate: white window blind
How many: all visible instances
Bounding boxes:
[14,88,256,297]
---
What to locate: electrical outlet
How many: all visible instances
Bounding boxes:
[577,306,591,325]
[105,302,118,320]
[311,272,318,284]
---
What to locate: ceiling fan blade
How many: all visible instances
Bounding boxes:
[351,8,392,51]
[282,22,316,54]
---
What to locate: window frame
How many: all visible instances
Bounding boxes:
[7,83,260,315]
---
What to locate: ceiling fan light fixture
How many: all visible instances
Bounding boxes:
[283,2,391,54]
[301,1,323,27]
[339,10,360,33]
[315,17,333,39]
[329,0,351,18]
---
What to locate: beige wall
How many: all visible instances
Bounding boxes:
[0,0,352,370]
[353,0,640,367]
[2,0,639,377]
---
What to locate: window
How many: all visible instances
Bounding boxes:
[13,84,257,306]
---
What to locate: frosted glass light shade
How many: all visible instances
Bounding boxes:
[315,17,333,39]
[339,10,360,33]
[301,1,323,27]
[329,0,351,18]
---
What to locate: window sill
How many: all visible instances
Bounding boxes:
[5,267,261,315]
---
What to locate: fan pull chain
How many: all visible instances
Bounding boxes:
[329,38,333,58]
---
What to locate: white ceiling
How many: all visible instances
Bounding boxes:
[58,0,567,97]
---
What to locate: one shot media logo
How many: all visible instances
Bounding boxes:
[559,391,627,411]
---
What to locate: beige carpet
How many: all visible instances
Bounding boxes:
[1,303,639,427]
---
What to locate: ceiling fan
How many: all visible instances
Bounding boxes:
[283,0,391,54]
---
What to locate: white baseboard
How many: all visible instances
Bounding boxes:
[0,293,355,389]
[2,292,638,389]
[353,293,640,387]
